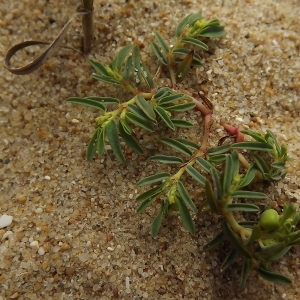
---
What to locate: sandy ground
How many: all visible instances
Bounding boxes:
[1,0,300,299]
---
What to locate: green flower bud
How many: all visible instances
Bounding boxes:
[259,209,280,231]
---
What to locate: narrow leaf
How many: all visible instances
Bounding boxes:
[223,154,233,193]
[89,60,112,76]
[120,118,132,135]
[205,180,219,212]
[231,151,240,177]
[241,130,266,143]
[257,267,291,285]
[240,258,251,288]
[208,154,227,163]
[175,50,194,83]
[154,87,171,100]
[127,104,154,122]
[221,248,237,272]
[231,142,273,152]
[171,119,193,128]
[137,197,155,213]
[211,168,222,200]
[196,157,213,173]
[111,44,134,70]
[164,102,196,112]
[180,37,208,50]
[136,185,163,202]
[149,155,183,164]
[203,231,225,251]
[86,129,98,160]
[231,191,267,199]
[268,246,292,261]
[177,181,197,212]
[161,138,192,156]
[207,144,231,155]
[176,196,195,234]
[126,112,155,132]
[175,138,199,150]
[226,203,260,212]
[137,172,170,187]
[238,165,258,188]
[66,97,105,111]
[140,60,155,89]
[91,73,122,86]
[106,120,125,163]
[159,93,186,105]
[154,106,175,130]
[153,31,169,52]
[123,55,133,80]
[186,166,206,186]
[135,95,156,121]
[151,207,163,236]
[97,128,106,156]
[151,42,168,65]
[253,154,269,174]
[199,25,225,38]
[188,13,203,25]
[118,121,143,154]
[86,96,120,105]
[175,13,192,37]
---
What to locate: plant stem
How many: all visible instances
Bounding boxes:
[82,0,94,53]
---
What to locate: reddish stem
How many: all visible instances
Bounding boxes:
[221,120,245,142]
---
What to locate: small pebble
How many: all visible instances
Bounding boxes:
[0,215,13,228]
[65,266,76,276]
[107,247,114,252]
[30,241,39,250]
[38,247,45,255]
[71,118,80,123]
[44,175,51,180]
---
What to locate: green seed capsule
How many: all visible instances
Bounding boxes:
[259,209,280,231]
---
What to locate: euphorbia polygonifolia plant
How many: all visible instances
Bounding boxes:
[66,13,298,286]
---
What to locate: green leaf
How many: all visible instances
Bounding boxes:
[111,44,134,70]
[238,165,258,188]
[175,13,192,37]
[132,45,142,86]
[127,104,155,122]
[222,222,252,258]
[86,129,98,160]
[267,246,292,261]
[186,166,206,186]
[120,118,132,135]
[188,13,203,25]
[153,31,169,52]
[66,97,105,111]
[171,119,193,128]
[154,106,175,130]
[208,154,227,163]
[203,231,225,251]
[125,112,155,132]
[154,87,171,99]
[223,154,233,193]
[118,121,143,154]
[175,50,194,82]
[205,180,219,212]
[199,25,225,38]
[180,37,208,50]
[238,221,258,228]
[231,191,267,199]
[91,73,122,86]
[151,207,163,236]
[86,96,120,106]
[89,60,112,77]
[175,139,199,150]
[240,258,251,288]
[171,49,202,63]
[226,203,260,212]
[231,142,273,152]
[231,151,240,177]
[151,42,168,65]
[248,224,262,243]
[220,248,237,272]
[257,267,291,285]
[161,138,192,156]
[149,155,183,164]
[177,181,197,212]
[207,144,231,155]
[136,185,163,202]
[196,157,213,173]
[176,196,195,234]
[97,128,106,157]
[159,93,186,105]
[253,154,269,174]
[135,95,156,121]
[164,102,196,112]
[198,199,211,214]
[106,120,125,163]
[137,172,170,187]
[140,60,155,89]
[271,161,286,169]
[211,168,222,200]
[123,55,133,80]
[241,130,266,143]
[137,197,156,213]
